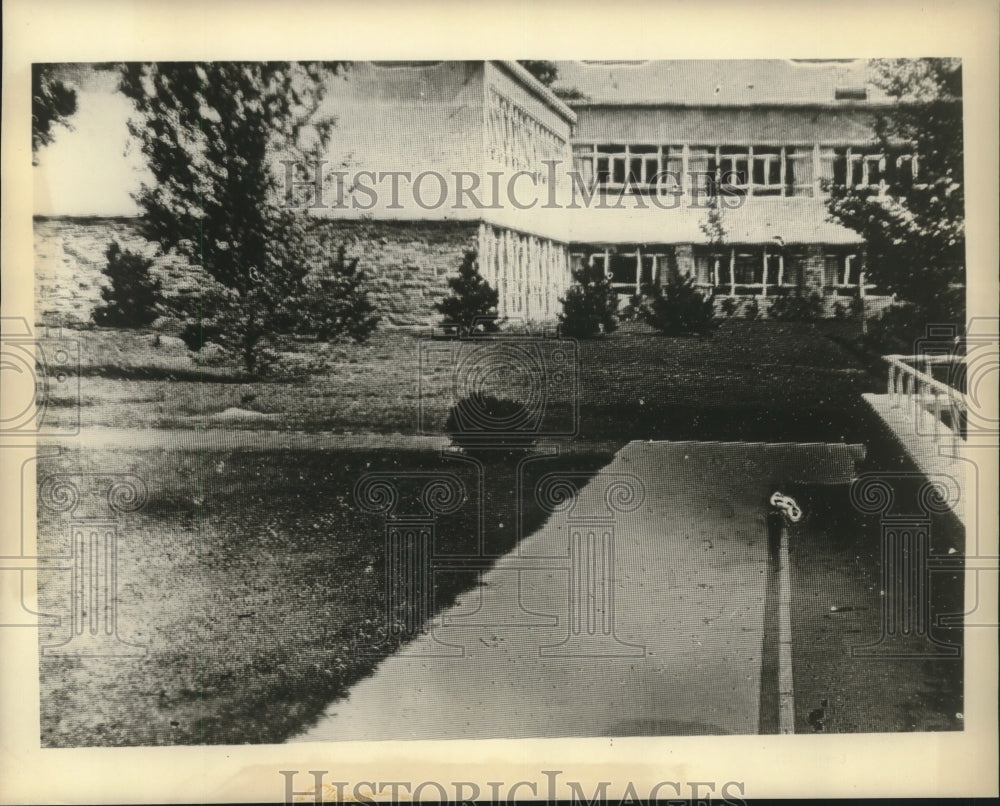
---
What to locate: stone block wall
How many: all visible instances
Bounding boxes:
[33,216,480,330]
[308,219,479,328]
[33,217,211,328]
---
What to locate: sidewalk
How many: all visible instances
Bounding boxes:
[45,427,622,455]
[292,439,863,741]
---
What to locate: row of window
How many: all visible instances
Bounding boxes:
[487,86,566,182]
[571,247,874,295]
[571,144,918,197]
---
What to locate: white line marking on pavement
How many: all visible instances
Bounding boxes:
[778,522,795,734]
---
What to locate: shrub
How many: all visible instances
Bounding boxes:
[861,302,963,355]
[92,241,162,328]
[435,250,501,336]
[719,296,739,318]
[618,293,645,323]
[444,393,538,450]
[743,296,760,320]
[767,291,824,322]
[558,262,619,338]
[302,245,380,343]
[640,274,716,336]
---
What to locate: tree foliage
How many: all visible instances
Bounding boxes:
[640,275,717,336]
[558,261,619,338]
[826,59,964,323]
[93,241,163,328]
[435,250,501,336]
[516,60,586,101]
[304,244,380,343]
[32,64,78,163]
[119,61,376,374]
[517,61,560,87]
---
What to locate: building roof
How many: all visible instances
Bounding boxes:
[553,59,891,107]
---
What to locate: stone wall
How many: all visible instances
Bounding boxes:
[309,219,479,328]
[33,217,209,328]
[34,216,481,330]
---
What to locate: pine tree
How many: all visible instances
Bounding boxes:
[93,241,162,328]
[118,62,377,375]
[303,245,380,343]
[558,262,619,339]
[435,250,501,336]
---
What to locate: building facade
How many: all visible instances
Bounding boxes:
[554,59,904,316]
[34,59,905,329]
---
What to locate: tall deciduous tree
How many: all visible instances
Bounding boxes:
[119,62,377,374]
[826,58,964,325]
[32,64,78,163]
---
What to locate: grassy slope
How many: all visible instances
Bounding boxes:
[48,320,880,441]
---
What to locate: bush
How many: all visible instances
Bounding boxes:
[302,244,380,343]
[444,393,538,450]
[861,303,963,355]
[767,291,824,322]
[618,293,645,323]
[92,241,162,328]
[640,274,716,336]
[743,296,760,320]
[435,250,500,336]
[719,296,739,318]
[558,262,619,338]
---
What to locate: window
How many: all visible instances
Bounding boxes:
[573,143,919,198]
[751,148,783,195]
[817,147,916,195]
[885,152,918,194]
[574,144,685,194]
[607,252,637,287]
[826,251,871,295]
[785,147,814,196]
[732,252,761,286]
[697,246,796,295]
[578,248,666,294]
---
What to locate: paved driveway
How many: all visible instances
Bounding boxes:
[292,440,863,741]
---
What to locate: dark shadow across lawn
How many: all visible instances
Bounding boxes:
[37,445,614,746]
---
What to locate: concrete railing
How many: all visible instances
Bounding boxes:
[884,353,966,454]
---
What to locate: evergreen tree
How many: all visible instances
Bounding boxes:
[304,245,380,343]
[435,250,501,336]
[119,61,376,375]
[641,274,716,336]
[558,261,619,338]
[92,241,162,328]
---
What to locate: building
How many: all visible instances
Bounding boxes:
[554,59,903,316]
[34,59,904,329]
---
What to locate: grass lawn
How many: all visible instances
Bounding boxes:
[47,319,882,442]
[37,318,896,746]
[37,445,613,746]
